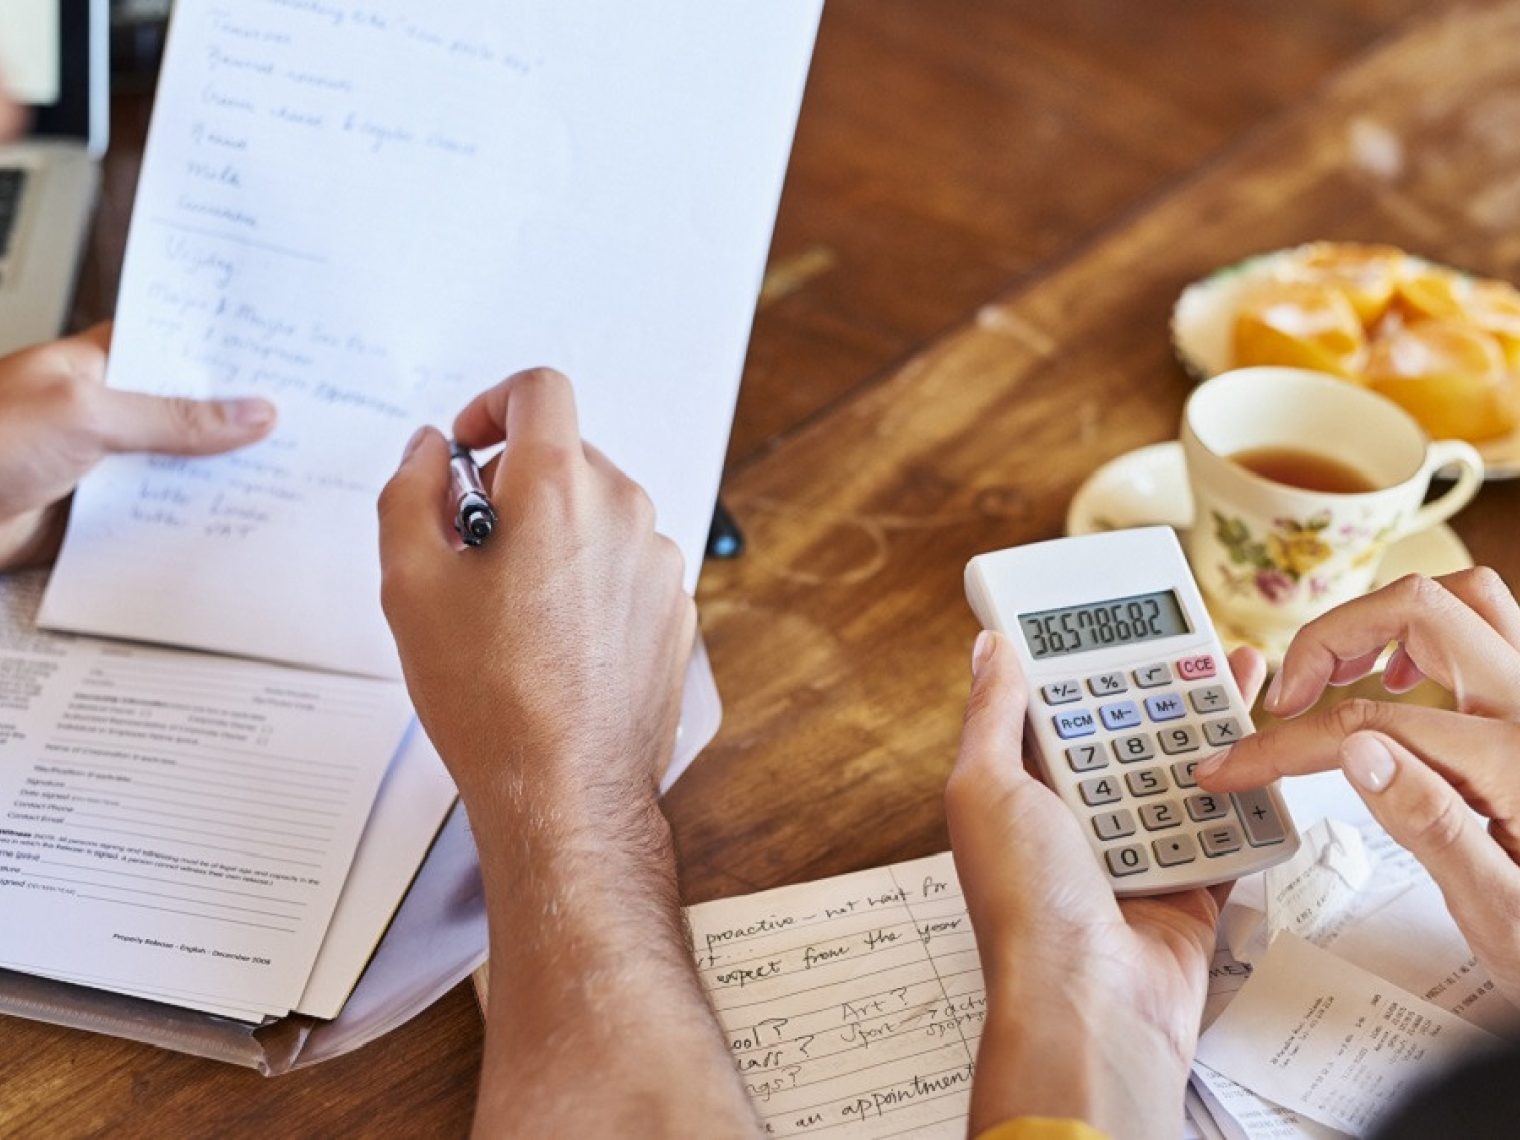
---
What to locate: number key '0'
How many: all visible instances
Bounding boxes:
[1105,845,1149,877]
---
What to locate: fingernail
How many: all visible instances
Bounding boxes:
[971,630,995,678]
[1343,734,1396,794]
[402,426,428,461]
[1264,670,1285,713]
[222,398,276,428]
[1195,750,1228,780]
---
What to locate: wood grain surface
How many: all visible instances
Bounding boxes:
[15,1,1519,1135]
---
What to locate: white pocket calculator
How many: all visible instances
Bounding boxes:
[964,526,1299,895]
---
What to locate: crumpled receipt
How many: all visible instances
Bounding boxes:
[1225,818,1383,964]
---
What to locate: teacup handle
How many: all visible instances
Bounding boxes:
[1397,439,1485,539]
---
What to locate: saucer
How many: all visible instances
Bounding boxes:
[1066,441,1476,666]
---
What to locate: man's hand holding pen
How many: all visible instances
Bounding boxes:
[378,366,695,808]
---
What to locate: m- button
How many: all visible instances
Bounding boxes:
[1175,655,1217,682]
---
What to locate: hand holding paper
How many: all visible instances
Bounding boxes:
[0,325,274,571]
[1200,568,1520,1006]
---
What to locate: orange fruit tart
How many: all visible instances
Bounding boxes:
[1366,319,1518,441]
[1277,241,1407,324]
[1233,280,1368,379]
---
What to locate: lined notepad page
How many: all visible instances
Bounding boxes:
[688,852,982,1138]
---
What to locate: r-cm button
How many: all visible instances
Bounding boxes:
[1053,708,1097,739]
[1175,655,1217,682]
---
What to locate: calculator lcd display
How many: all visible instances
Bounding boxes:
[1017,591,1190,659]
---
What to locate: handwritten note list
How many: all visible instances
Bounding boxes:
[689,853,984,1138]
[42,0,825,675]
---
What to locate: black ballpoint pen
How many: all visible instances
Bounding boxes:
[448,441,498,547]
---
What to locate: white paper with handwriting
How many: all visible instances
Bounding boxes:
[688,853,982,1138]
[41,0,823,675]
[687,851,1218,1139]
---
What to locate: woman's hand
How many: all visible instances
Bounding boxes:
[947,631,1267,1140]
[1198,569,1520,1007]
[0,325,276,570]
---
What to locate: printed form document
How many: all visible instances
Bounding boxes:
[0,572,412,1020]
[40,0,824,678]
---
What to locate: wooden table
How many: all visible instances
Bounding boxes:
[11,0,1520,1133]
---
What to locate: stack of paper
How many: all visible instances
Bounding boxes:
[0,0,823,1037]
[0,569,435,1021]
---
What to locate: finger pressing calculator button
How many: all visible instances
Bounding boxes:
[1099,701,1142,731]
[1144,693,1186,722]
[1091,809,1135,841]
[1105,845,1150,878]
[1188,685,1230,714]
[1088,672,1129,697]
[1139,801,1182,831]
[1153,834,1199,867]
[1133,663,1171,688]
[1065,743,1107,773]
[1171,759,1199,788]
[1125,769,1166,798]
[1158,725,1200,754]
[1112,733,1156,764]
[1203,718,1244,747]
[1053,708,1097,739]
[1200,824,1243,857]
[1185,793,1228,821]
[1042,681,1082,705]
[1078,776,1122,806]
[1175,655,1217,681]
[1232,789,1288,846]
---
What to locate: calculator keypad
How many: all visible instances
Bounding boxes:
[1040,652,1288,885]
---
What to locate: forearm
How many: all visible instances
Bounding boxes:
[467,770,759,1137]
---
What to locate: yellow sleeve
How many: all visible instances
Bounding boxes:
[975,1119,1111,1140]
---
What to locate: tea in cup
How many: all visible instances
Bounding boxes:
[1180,367,1484,643]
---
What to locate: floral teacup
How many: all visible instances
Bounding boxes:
[1181,367,1484,645]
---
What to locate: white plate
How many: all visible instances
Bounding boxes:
[1066,441,1475,666]
[1171,250,1520,480]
